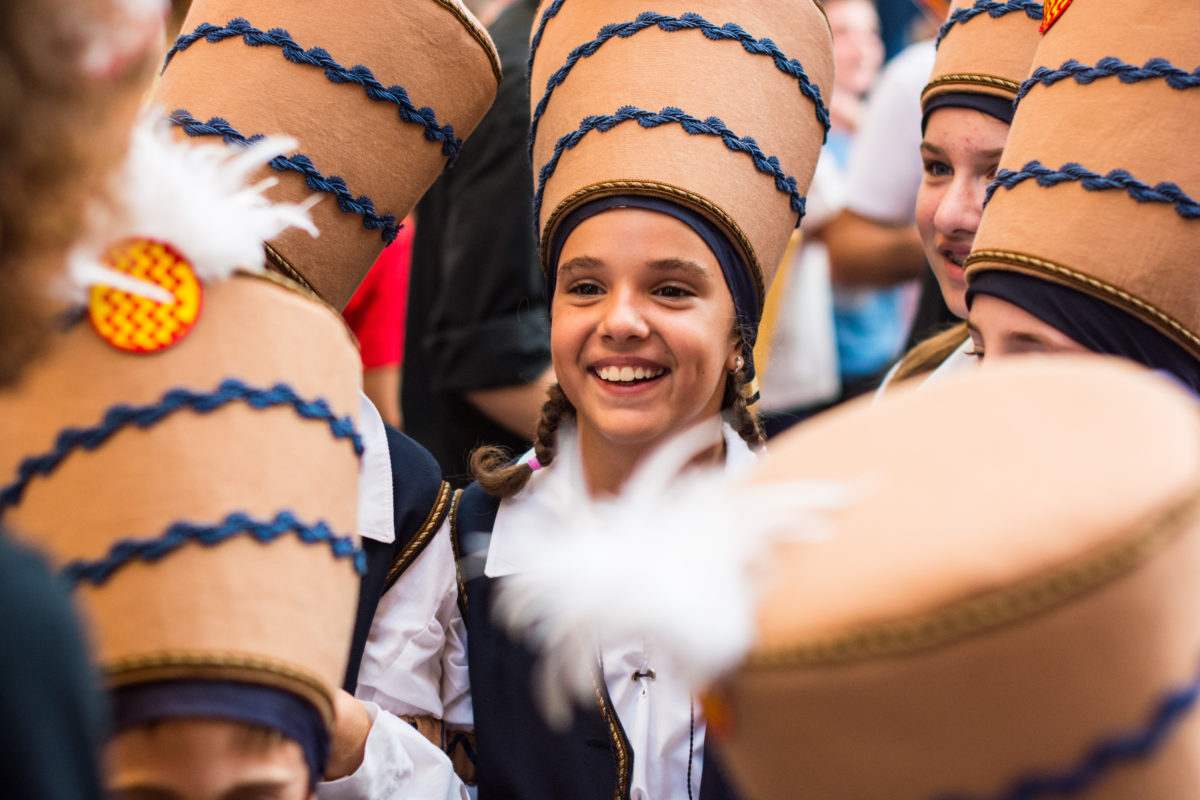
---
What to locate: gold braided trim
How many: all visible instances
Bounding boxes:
[262,242,327,304]
[385,481,453,590]
[747,485,1200,670]
[431,0,503,85]
[448,488,469,617]
[106,652,335,726]
[921,73,1020,102]
[592,674,632,800]
[540,180,767,311]
[964,249,1200,359]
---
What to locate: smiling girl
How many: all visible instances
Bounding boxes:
[879,0,1043,389]
[329,2,833,798]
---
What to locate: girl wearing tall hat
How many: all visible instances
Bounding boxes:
[879,0,1044,389]
[330,1,833,797]
[962,0,1200,395]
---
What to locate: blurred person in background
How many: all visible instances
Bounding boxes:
[756,0,884,433]
[402,0,554,486]
[820,0,955,386]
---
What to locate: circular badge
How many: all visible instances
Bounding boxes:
[88,238,203,353]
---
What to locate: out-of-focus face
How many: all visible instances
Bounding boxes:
[915,107,1009,319]
[550,207,740,460]
[827,0,884,99]
[966,293,1091,361]
[106,718,314,800]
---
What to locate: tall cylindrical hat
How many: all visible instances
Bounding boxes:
[715,358,1200,799]
[0,123,364,747]
[964,0,1200,358]
[153,0,501,310]
[922,0,1044,118]
[528,0,834,303]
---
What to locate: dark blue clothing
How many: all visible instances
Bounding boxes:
[0,530,105,800]
[344,425,450,693]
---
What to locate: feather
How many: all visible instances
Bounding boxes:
[65,110,319,301]
[492,421,865,730]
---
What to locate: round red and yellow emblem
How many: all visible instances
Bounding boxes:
[88,238,203,353]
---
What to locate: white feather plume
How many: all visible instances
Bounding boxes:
[493,421,864,730]
[64,110,319,302]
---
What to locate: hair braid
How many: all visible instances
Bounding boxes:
[470,383,575,499]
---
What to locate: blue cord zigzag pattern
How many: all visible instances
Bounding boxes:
[528,0,568,78]
[163,18,461,163]
[936,0,1043,48]
[169,109,400,244]
[0,380,363,515]
[62,510,367,586]
[529,12,830,161]
[935,663,1200,800]
[985,160,1200,219]
[1017,57,1200,102]
[535,105,806,226]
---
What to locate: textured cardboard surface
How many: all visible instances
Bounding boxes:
[966,0,1200,357]
[154,0,500,309]
[717,358,1200,798]
[922,0,1043,105]
[0,274,361,722]
[529,0,833,296]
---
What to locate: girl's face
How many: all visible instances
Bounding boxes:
[915,107,1010,319]
[966,293,1091,360]
[551,207,740,456]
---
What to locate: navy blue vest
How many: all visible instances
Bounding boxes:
[344,424,451,693]
[454,482,743,800]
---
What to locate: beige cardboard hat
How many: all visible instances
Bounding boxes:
[965,0,1200,358]
[0,264,363,726]
[712,357,1200,799]
[922,0,1044,109]
[528,1,834,302]
[153,0,501,309]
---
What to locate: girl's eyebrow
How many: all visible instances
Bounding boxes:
[646,258,712,279]
[557,255,603,278]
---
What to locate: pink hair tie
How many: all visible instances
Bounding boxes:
[527,456,542,471]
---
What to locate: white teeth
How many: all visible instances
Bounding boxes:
[596,366,664,383]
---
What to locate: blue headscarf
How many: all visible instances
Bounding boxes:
[967,270,1200,396]
[111,680,328,787]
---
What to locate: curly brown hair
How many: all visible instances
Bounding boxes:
[0,0,154,387]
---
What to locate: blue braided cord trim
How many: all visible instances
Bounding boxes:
[934,662,1200,800]
[534,105,806,227]
[936,0,1043,48]
[0,379,364,515]
[528,0,568,79]
[162,18,462,163]
[61,510,367,586]
[529,12,830,161]
[985,160,1200,219]
[169,109,400,244]
[1017,57,1200,103]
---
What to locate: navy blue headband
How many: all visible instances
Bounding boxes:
[111,680,329,787]
[922,91,1016,134]
[967,270,1200,396]
[545,195,762,395]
